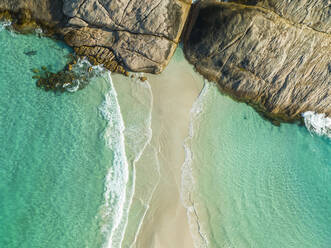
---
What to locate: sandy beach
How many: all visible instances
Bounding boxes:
[132,49,204,248]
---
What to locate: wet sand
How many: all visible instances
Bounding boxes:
[134,48,204,247]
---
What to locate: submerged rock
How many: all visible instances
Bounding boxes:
[24,50,37,56]
[32,57,106,93]
[184,1,331,121]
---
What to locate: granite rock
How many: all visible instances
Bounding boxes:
[62,0,191,73]
[256,0,331,34]
[184,1,331,121]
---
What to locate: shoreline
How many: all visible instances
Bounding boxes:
[132,48,205,247]
[2,17,331,248]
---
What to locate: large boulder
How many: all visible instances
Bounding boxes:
[62,0,191,73]
[184,1,331,121]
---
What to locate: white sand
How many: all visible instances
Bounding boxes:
[133,49,204,247]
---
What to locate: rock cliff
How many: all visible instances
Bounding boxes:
[184,0,331,121]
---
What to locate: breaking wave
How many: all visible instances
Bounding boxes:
[108,73,154,247]
[302,111,331,139]
[0,20,12,31]
[65,58,105,92]
[98,72,154,248]
[99,72,129,248]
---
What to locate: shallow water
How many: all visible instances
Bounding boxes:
[0,26,154,248]
[1,22,330,248]
[0,27,110,247]
[185,83,331,248]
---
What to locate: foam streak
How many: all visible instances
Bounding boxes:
[115,76,155,247]
[99,72,129,248]
[181,81,211,248]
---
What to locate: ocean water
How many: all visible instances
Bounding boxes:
[184,83,331,248]
[0,26,107,247]
[0,25,153,248]
[1,21,331,248]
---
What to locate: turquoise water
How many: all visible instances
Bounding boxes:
[0,25,136,248]
[1,22,331,248]
[0,27,112,247]
[0,25,154,248]
[185,83,331,248]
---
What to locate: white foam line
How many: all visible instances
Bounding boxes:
[302,111,331,139]
[99,71,130,248]
[181,81,211,248]
[129,145,161,248]
[100,73,156,248]
[117,76,162,248]
[117,78,155,247]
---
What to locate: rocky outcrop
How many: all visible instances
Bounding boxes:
[73,45,127,74]
[62,0,191,73]
[184,1,331,121]
[0,0,64,26]
[0,0,191,74]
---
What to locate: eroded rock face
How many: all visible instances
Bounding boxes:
[184,1,331,121]
[62,0,191,73]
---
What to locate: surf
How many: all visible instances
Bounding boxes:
[98,71,155,248]
[303,111,331,139]
[181,82,331,248]
[98,71,130,248]
[0,20,11,31]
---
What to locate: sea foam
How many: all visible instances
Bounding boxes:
[181,81,211,248]
[109,73,155,247]
[65,58,105,92]
[98,72,155,248]
[303,111,331,139]
[99,72,130,248]
[0,20,12,31]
